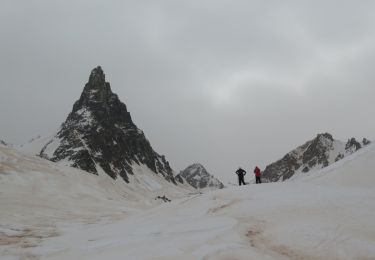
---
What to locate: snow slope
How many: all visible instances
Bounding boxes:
[262,133,370,182]
[1,143,375,259]
[17,135,54,155]
[0,144,194,259]
[298,141,375,188]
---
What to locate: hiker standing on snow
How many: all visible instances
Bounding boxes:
[235,167,246,186]
[254,166,261,184]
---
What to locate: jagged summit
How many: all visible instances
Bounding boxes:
[317,132,333,142]
[39,66,175,184]
[71,66,133,125]
[88,66,105,85]
[189,163,204,170]
[262,133,371,182]
[78,66,115,103]
[175,163,224,190]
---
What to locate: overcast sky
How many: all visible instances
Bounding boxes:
[1,0,375,183]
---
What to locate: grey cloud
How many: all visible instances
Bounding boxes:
[1,0,374,183]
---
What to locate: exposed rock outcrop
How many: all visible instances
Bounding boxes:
[175,163,224,189]
[262,133,370,182]
[39,66,175,184]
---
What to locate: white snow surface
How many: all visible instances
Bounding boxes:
[1,144,375,259]
[17,135,56,156]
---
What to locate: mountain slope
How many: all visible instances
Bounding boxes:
[301,142,375,188]
[0,145,191,208]
[23,66,176,184]
[175,163,224,190]
[262,133,371,182]
[3,142,375,259]
[0,144,195,258]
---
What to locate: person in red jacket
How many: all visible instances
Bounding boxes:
[254,166,261,184]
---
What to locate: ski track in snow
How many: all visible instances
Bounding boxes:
[1,144,375,259]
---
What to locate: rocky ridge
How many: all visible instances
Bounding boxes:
[39,66,176,184]
[262,133,371,182]
[175,163,224,189]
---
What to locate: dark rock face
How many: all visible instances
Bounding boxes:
[175,163,224,189]
[362,138,371,146]
[302,133,333,168]
[262,133,334,182]
[40,66,175,184]
[335,153,344,162]
[262,133,370,182]
[345,138,362,152]
[262,152,301,182]
[0,140,7,146]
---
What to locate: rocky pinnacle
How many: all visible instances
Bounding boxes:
[41,66,176,184]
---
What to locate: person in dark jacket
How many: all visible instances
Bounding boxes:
[235,167,246,186]
[254,166,261,184]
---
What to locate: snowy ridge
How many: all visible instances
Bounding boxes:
[262,133,371,182]
[0,145,193,206]
[296,141,375,187]
[0,144,197,257]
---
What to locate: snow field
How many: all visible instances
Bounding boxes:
[1,143,375,259]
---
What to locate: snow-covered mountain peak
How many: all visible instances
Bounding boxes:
[184,163,208,176]
[24,66,178,185]
[176,163,224,190]
[189,163,204,171]
[71,66,129,120]
[263,133,371,182]
[315,132,334,147]
[362,138,371,146]
[345,137,362,152]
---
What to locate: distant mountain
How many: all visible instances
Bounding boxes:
[262,133,371,182]
[175,163,224,190]
[24,66,177,184]
[0,140,7,146]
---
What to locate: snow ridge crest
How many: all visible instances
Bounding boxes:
[262,133,371,182]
